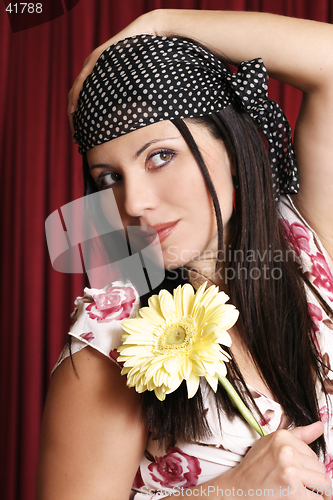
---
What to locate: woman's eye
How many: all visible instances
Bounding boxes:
[148,150,174,169]
[95,172,121,190]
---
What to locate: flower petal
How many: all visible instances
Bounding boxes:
[192,284,223,319]
[201,359,217,376]
[155,385,167,401]
[138,306,165,326]
[163,356,183,375]
[174,285,184,317]
[180,356,193,380]
[193,304,206,329]
[182,284,195,316]
[200,322,219,339]
[205,373,219,393]
[147,294,163,314]
[159,290,176,319]
[122,318,155,335]
[207,306,239,330]
[191,282,209,312]
[203,290,229,310]
[167,372,183,393]
[214,329,232,347]
[186,372,200,398]
[117,345,153,357]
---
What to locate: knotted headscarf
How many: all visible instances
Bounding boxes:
[73,34,299,198]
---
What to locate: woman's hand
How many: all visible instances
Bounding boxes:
[162,422,331,500]
[223,422,331,500]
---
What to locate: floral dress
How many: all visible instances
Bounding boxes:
[52,195,333,499]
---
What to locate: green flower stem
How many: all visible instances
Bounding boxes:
[218,375,268,437]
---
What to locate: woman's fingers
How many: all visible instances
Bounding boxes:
[302,471,332,496]
[230,422,330,500]
[289,421,325,446]
[265,424,322,461]
[271,424,331,498]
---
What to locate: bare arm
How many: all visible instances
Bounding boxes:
[36,347,148,500]
[68,9,333,250]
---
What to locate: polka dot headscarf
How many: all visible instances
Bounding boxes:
[73,34,299,199]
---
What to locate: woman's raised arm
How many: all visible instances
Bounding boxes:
[68,9,333,251]
[68,10,333,104]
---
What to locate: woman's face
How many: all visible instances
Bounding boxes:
[86,120,234,274]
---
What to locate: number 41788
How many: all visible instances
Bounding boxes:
[6,3,43,13]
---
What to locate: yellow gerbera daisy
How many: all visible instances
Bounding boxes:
[117,281,239,401]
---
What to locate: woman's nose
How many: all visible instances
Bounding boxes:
[123,175,159,218]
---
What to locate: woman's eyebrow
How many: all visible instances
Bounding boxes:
[89,163,112,172]
[89,136,180,170]
[135,137,179,158]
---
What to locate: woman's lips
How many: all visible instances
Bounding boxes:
[141,221,179,245]
[154,221,179,243]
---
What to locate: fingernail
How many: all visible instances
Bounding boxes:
[70,104,75,114]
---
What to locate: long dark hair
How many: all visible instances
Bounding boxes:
[81,104,327,455]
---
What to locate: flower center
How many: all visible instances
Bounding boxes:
[155,316,196,354]
[165,326,186,345]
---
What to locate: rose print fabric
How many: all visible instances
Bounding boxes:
[279,196,333,477]
[52,196,333,499]
[147,447,201,488]
[51,282,141,372]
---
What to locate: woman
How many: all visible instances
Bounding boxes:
[37,9,333,500]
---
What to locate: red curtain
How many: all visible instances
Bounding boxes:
[0,1,332,498]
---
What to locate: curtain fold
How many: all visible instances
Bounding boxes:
[1,1,332,498]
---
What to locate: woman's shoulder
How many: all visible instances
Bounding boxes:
[52,280,141,376]
[38,282,148,498]
[37,344,148,499]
